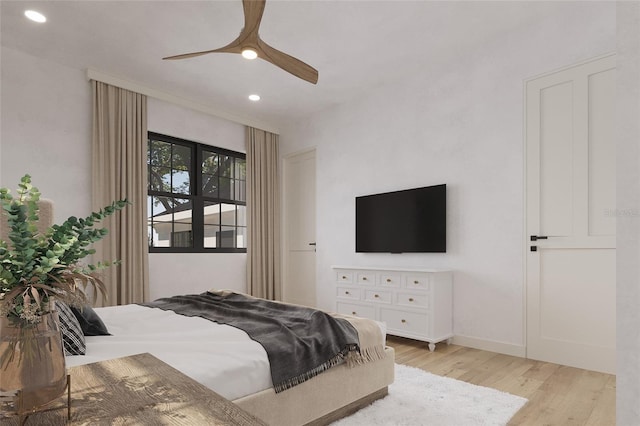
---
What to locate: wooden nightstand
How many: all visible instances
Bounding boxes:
[4,353,267,425]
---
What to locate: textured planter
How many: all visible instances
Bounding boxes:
[0,310,67,417]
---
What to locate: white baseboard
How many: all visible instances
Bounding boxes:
[451,335,526,358]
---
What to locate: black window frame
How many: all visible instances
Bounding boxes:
[147,132,247,253]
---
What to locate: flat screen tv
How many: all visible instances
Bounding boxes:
[356,184,446,253]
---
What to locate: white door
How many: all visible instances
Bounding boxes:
[525,55,616,374]
[282,149,316,307]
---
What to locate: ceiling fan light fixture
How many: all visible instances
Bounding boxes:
[248,94,261,102]
[241,48,258,60]
[25,10,47,23]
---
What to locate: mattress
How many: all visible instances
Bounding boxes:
[65,304,272,400]
[65,303,387,401]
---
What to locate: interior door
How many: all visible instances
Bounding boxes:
[525,54,616,374]
[282,149,316,307]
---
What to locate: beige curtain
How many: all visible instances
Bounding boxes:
[246,127,281,300]
[91,80,149,306]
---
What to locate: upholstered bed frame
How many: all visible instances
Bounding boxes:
[66,300,395,426]
[234,346,395,426]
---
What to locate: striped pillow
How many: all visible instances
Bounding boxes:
[55,301,86,356]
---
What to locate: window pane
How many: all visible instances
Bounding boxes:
[220,204,236,226]
[172,223,192,247]
[173,144,191,171]
[219,177,232,200]
[171,200,193,248]
[234,179,245,202]
[202,151,219,175]
[204,224,219,248]
[236,205,246,227]
[149,166,171,192]
[218,226,236,248]
[235,158,246,180]
[236,227,246,249]
[147,196,155,247]
[219,155,233,177]
[172,170,190,194]
[149,140,171,167]
[204,202,220,225]
[149,196,171,247]
[202,174,217,197]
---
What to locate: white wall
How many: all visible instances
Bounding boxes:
[0,47,92,221]
[147,98,247,300]
[616,1,640,424]
[0,47,248,301]
[280,3,615,354]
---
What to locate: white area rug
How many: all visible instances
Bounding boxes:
[332,364,528,426]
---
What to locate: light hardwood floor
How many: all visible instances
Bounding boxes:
[387,336,616,426]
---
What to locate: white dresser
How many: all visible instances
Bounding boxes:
[332,266,453,351]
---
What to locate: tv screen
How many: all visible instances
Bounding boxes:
[356,184,446,253]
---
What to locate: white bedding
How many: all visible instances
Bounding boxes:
[65,304,273,400]
[65,303,387,402]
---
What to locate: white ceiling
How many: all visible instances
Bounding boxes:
[1,1,599,131]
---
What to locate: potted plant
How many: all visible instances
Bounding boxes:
[0,174,126,417]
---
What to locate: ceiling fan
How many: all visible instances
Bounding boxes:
[163,0,319,85]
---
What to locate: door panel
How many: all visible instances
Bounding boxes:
[588,69,616,236]
[526,55,615,374]
[282,149,316,307]
[540,81,574,237]
[539,249,615,346]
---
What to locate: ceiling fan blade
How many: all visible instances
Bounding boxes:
[163,37,244,60]
[163,49,223,61]
[242,0,266,36]
[257,39,319,84]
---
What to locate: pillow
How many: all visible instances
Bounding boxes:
[71,305,110,336]
[55,301,86,356]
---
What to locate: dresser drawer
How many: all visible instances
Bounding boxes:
[379,273,402,288]
[396,292,429,308]
[364,289,392,304]
[336,302,376,319]
[380,308,428,335]
[356,271,376,285]
[404,273,431,290]
[336,286,361,301]
[336,271,353,283]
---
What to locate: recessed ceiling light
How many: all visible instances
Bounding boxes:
[242,49,258,60]
[248,94,261,102]
[24,10,47,23]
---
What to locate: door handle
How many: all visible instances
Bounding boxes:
[530,235,549,251]
[530,235,548,241]
[308,242,316,246]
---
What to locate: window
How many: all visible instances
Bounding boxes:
[147,132,246,252]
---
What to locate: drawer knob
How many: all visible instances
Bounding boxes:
[342,276,347,279]
[386,278,391,283]
[414,280,419,284]
[362,277,368,281]
[374,294,379,298]
[409,298,414,302]
[352,311,357,315]
[401,319,407,323]
[345,291,350,295]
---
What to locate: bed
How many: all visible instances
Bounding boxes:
[65,292,395,426]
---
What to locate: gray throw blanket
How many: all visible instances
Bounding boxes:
[141,292,360,393]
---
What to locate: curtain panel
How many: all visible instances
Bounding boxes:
[246,127,281,300]
[91,80,149,306]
